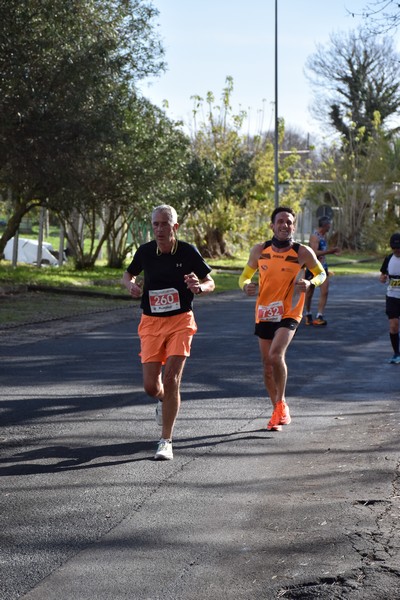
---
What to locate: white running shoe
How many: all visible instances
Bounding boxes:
[155,400,163,426]
[154,438,173,461]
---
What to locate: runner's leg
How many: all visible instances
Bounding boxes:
[259,327,296,406]
[317,277,329,316]
[142,362,163,399]
[161,355,187,440]
[305,285,314,313]
[258,338,276,407]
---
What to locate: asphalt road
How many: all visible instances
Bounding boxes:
[0,276,399,600]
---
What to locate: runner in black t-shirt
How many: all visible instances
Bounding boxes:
[122,204,215,460]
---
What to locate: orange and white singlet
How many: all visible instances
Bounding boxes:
[255,241,305,324]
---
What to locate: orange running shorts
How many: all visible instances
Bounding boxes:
[138,311,197,364]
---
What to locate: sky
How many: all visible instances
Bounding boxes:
[138,0,392,145]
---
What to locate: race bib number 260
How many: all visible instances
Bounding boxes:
[149,288,181,313]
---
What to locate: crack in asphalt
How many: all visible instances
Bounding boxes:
[277,461,400,599]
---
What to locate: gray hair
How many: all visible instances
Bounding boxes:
[152,204,178,225]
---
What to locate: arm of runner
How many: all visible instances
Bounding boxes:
[308,233,320,254]
[122,271,142,298]
[239,264,256,289]
[310,234,340,258]
[239,244,261,296]
[297,246,327,292]
[307,260,326,288]
[379,256,390,283]
[184,272,215,295]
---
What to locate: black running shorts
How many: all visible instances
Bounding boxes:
[254,318,299,340]
[386,296,400,320]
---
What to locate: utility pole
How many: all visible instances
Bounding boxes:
[274,0,279,207]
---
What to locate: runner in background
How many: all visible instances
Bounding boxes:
[304,216,340,326]
[379,232,400,364]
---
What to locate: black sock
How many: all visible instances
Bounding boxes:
[390,333,399,354]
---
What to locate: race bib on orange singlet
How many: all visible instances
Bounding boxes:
[149,288,181,314]
[258,301,284,322]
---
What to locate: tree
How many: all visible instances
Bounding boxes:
[351,1,400,33]
[102,99,191,268]
[185,76,315,257]
[236,120,312,249]
[0,0,164,259]
[315,115,393,250]
[187,77,256,257]
[305,27,400,141]
[52,97,190,269]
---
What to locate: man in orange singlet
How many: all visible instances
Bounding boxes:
[122,204,215,460]
[239,206,326,431]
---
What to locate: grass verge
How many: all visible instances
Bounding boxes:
[0,252,382,328]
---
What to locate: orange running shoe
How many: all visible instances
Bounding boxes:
[267,401,291,430]
[279,401,291,425]
[266,405,283,431]
[312,316,327,326]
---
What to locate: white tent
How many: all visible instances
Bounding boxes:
[4,237,59,266]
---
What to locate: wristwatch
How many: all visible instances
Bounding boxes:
[197,285,203,294]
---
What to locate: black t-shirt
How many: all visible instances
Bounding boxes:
[126,240,212,316]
